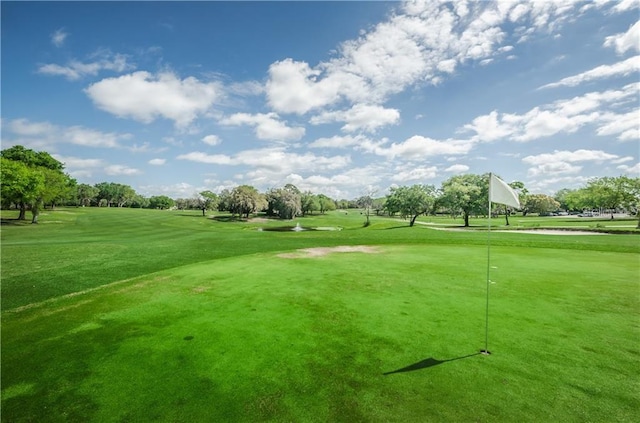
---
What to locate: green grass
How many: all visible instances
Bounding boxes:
[2,208,639,422]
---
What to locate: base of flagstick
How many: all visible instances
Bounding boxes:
[480,349,491,355]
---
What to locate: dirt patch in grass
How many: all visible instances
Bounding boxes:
[277,245,382,258]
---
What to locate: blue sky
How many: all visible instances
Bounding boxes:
[2,0,638,200]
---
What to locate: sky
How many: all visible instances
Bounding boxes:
[2,0,639,200]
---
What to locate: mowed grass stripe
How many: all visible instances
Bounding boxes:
[2,243,638,422]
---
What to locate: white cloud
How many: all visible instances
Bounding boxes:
[38,51,134,80]
[265,59,345,114]
[52,155,104,172]
[540,56,640,89]
[177,148,350,175]
[372,135,476,160]
[219,112,305,142]
[51,28,68,47]
[176,151,232,165]
[445,164,470,173]
[604,21,640,54]
[523,149,621,165]
[104,164,141,176]
[266,1,586,115]
[5,118,132,149]
[85,71,222,128]
[8,118,57,136]
[391,166,438,182]
[310,104,400,133]
[596,110,640,141]
[465,82,640,142]
[201,135,221,146]
[309,134,369,149]
[617,162,640,175]
[148,158,166,165]
[523,149,622,177]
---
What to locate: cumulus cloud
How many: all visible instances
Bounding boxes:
[265,1,588,115]
[104,164,141,176]
[53,155,104,170]
[51,28,68,47]
[445,164,470,173]
[604,20,640,54]
[540,55,640,89]
[148,158,166,165]
[372,135,475,160]
[310,104,400,133]
[523,149,622,177]
[177,148,350,175]
[391,166,438,182]
[219,112,305,142]
[308,134,370,149]
[617,162,640,175]
[4,118,132,149]
[85,71,222,128]
[38,51,134,80]
[464,82,639,142]
[201,135,221,146]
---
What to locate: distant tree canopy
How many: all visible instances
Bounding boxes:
[385,184,436,226]
[438,174,488,227]
[3,146,638,229]
[1,146,75,222]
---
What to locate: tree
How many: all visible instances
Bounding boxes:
[225,185,266,218]
[148,195,174,210]
[94,182,136,207]
[356,187,378,226]
[0,157,44,220]
[1,146,71,222]
[385,184,436,227]
[553,188,574,212]
[439,174,487,227]
[317,194,336,214]
[266,184,301,219]
[199,190,219,216]
[526,194,560,215]
[77,183,99,207]
[300,191,319,216]
[583,176,635,219]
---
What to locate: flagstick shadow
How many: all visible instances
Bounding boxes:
[383,353,481,375]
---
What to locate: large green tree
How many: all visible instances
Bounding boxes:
[1,146,72,222]
[148,195,175,210]
[385,184,436,227]
[77,183,99,207]
[300,191,319,216]
[526,194,560,215]
[266,184,301,219]
[317,194,336,214]
[0,157,45,220]
[439,174,488,227]
[199,190,219,216]
[222,185,266,218]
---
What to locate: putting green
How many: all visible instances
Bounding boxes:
[2,243,638,422]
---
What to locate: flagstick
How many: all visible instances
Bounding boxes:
[483,174,492,355]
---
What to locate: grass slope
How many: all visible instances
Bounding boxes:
[2,208,639,422]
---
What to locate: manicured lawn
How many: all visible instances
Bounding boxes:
[1,208,639,422]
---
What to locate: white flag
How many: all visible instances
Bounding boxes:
[490,174,520,208]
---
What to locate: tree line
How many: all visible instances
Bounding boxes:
[2,145,638,226]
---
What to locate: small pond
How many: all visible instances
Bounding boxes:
[258,223,342,232]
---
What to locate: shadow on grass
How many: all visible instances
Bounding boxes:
[383,352,480,375]
[1,218,29,226]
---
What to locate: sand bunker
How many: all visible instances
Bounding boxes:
[495,229,606,235]
[277,245,382,258]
